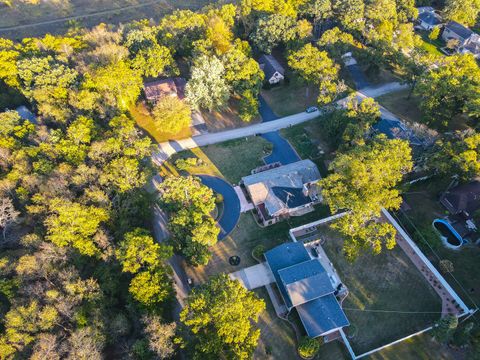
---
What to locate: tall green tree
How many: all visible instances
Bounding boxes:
[415,54,480,129]
[186,55,231,111]
[249,14,298,53]
[180,274,265,360]
[321,137,412,259]
[444,0,480,26]
[152,96,192,135]
[332,0,365,33]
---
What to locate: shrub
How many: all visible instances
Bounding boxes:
[252,245,266,260]
[439,259,454,273]
[298,336,322,358]
[175,157,198,170]
[215,193,224,204]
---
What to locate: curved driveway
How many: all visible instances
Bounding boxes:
[198,175,240,240]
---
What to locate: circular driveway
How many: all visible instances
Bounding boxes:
[198,175,241,240]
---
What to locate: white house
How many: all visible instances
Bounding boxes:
[442,21,480,58]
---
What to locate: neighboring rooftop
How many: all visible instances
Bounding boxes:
[264,242,349,338]
[441,181,480,216]
[372,118,423,146]
[417,6,435,14]
[418,11,442,26]
[144,78,185,102]
[444,20,474,40]
[15,105,37,124]
[242,160,321,216]
[258,54,285,80]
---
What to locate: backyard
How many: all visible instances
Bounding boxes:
[317,223,442,354]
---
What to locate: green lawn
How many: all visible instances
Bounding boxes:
[376,89,424,124]
[318,224,442,355]
[261,77,319,117]
[418,31,445,57]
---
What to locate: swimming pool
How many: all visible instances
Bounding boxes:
[432,219,464,249]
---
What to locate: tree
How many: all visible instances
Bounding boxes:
[0,197,19,240]
[180,274,265,360]
[444,0,480,27]
[429,27,440,41]
[320,137,413,259]
[142,315,177,359]
[129,269,173,308]
[415,54,480,129]
[152,96,192,134]
[298,336,322,358]
[439,259,454,273]
[299,0,333,24]
[116,228,172,274]
[396,0,417,23]
[364,0,398,43]
[0,38,20,88]
[43,198,109,257]
[249,14,298,53]
[431,131,480,180]
[90,60,142,110]
[432,315,458,343]
[332,0,365,33]
[239,90,260,122]
[341,96,381,146]
[64,326,105,360]
[132,44,177,78]
[186,55,231,111]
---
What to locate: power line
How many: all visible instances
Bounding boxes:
[392,209,479,311]
[343,307,443,314]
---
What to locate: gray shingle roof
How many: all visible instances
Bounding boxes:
[297,294,350,337]
[242,160,321,216]
[445,21,473,40]
[278,259,334,307]
[258,54,285,81]
[265,242,350,338]
[418,12,441,26]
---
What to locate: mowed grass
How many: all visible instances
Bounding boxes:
[261,80,319,117]
[130,102,191,143]
[376,89,424,124]
[318,224,442,355]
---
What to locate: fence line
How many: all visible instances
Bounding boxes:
[339,329,357,360]
[289,211,348,242]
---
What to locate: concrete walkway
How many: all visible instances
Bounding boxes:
[234,186,254,213]
[152,82,408,166]
[229,262,275,290]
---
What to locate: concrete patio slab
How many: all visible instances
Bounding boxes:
[229,262,275,290]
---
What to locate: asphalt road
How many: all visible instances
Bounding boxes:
[197,175,241,240]
[153,82,409,165]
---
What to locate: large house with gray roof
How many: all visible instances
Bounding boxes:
[264,242,349,338]
[241,160,321,226]
[442,21,480,58]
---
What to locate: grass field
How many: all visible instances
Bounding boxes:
[318,224,442,354]
[0,0,222,39]
[376,89,424,124]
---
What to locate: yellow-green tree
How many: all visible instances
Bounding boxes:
[180,274,265,360]
[321,137,412,260]
[152,96,192,134]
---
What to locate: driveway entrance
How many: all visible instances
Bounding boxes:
[229,262,275,290]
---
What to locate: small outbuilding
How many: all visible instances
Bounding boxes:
[258,54,285,84]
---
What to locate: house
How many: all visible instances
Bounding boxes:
[372,118,424,146]
[417,11,442,31]
[457,33,480,59]
[143,78,186,103]
[438,181,480,243]
[417,6,435,14]
[258,54,285,84]
[442,21,474,44]
[241,160,321,226]
[264,242,349,339]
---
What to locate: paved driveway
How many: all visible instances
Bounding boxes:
[229,262,275,290]
[198,175,241,240]
[346,64,370,90]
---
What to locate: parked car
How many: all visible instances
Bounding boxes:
[306,106,318,113]
[311,247,319,258]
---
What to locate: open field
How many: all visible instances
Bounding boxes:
[317,224,442,354]
[0,0,224,39]
[376,90,424,125]
[130,102,192,143]
[201,99,261,132]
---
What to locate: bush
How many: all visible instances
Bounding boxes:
[298,336,322,359]
[252,245,266,260]
[439,259,454,274]
[175,157,198,170]
[215,193,224,204]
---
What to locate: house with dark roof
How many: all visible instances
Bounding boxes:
[143,77,186,103]
[241,160,321,226]
[264,242,349,338]
[442,21,474,44]
[15,106,37,124]
[439,181,480,242]
[417,11,442,31]
[372,118,424,146]
[258,54,285,84]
